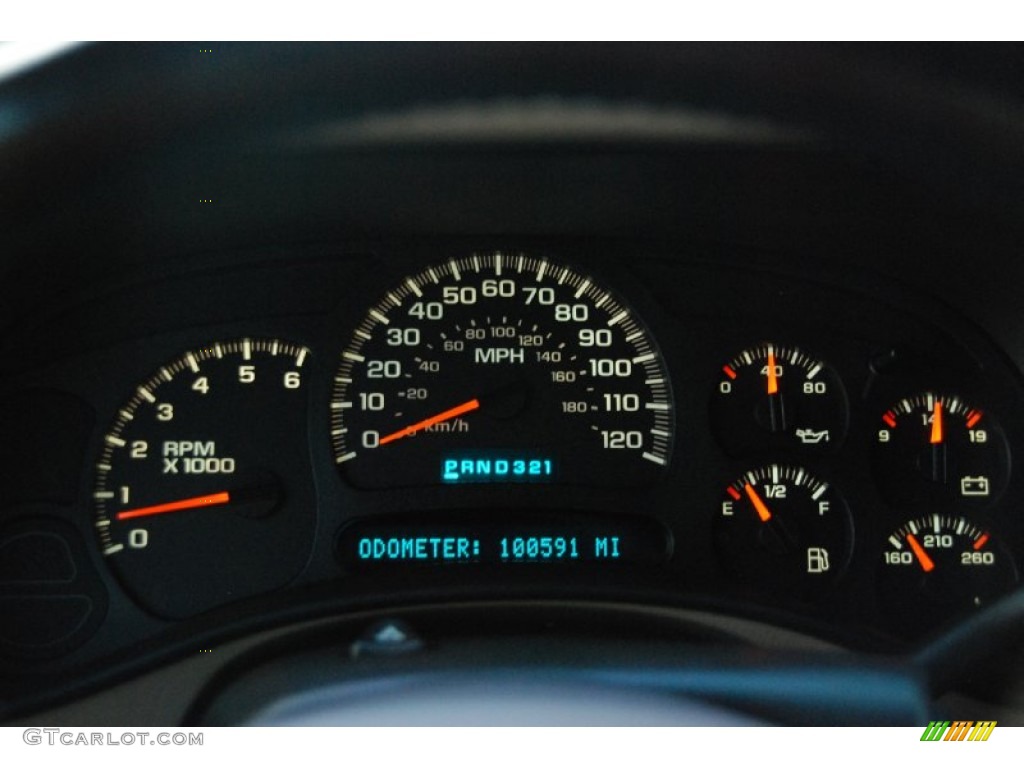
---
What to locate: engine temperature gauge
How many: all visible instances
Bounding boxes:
[879,515,1017,635]
[711,343,848,456]
[873,392,1010,507]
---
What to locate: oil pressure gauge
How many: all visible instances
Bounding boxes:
[873,392,1010,507]
[711,343,848,456]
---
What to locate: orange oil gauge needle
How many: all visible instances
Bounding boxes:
[116,491,231,521]
[743,482,773,523]
[906,533,936,573]
[930,400,944,444]
[378,398,480,446]
[766,348,779,395]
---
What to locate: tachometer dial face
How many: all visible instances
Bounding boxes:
[716,464,852,593]
[711,343,847,456]
[873,392,1009,507]
[879,515,1017,635]
[93,339,316,619]
[331,253,674,488]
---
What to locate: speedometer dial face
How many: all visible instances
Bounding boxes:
[331,253,674,488]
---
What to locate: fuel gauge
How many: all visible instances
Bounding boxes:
[711,343,848,456]
[716,464,852,594]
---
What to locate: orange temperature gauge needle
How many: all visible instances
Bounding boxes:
[378,398,480,446]
[743,482,773,523]
[906,533,936,573]
[930,400,944,444]
[766,348,779,395]
[116,492,231,521]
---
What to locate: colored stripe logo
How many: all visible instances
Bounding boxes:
[920,721,997,741]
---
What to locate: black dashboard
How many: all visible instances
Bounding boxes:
[2,43,1024,725]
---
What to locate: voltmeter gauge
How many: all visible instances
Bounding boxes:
[873,392,1010,507]
[711,343,848,456]
[715,464,852,594]
[879,515,1017,635]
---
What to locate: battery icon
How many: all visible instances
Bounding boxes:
[960,476,991,497]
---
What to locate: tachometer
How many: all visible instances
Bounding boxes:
[330,253,674,488]
[93,339,316,619]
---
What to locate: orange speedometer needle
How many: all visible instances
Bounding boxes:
[930,399,944,444]
[378,398,481,446]
[116,492,231,521]
[743,482,773,523]
[766,347,779,395]
[906,534,936,573]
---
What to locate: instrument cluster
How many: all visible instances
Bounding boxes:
[1,244,1022,687]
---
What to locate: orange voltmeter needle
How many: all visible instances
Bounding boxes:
[116,492,231,521]
[930,399,944,444]
[378,398,481,446]
[906,533,936,573]
[743,482,774,523]
[766,347,779,395]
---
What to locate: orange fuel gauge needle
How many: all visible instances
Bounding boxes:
[906,533,936,573]
[930,400,944,444]
[378,398,480,446]
[116,492,231,521]
[743,482,774,523]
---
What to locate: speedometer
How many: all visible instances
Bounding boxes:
[331,253,674,488]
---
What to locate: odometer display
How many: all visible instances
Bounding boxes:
[331,253,674,488]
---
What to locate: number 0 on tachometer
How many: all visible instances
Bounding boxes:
[331,253,674,488]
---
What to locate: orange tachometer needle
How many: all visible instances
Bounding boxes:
[378,398,481,446]
[116,491,231,521]
[906,533,936,573]
[743,482,773,523]
[930,399,944,444]
[766,347,779,395]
